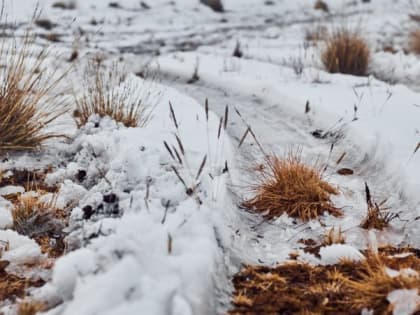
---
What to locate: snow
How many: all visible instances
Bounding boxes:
[0,0,419,314]
[387,289,420,315]
[319,244,365,265]
[0,230,42,265]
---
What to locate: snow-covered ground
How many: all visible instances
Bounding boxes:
[0,0,419,314]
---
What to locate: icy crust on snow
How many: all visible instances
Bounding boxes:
[26,75,236,315]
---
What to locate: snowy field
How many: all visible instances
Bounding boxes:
[0,0,419,314]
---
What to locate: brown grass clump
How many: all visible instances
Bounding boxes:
[321,28,370,76]
[17,301,46,315]
[74,60,152,128]
[0,32,68,154]
[243,151,341,221]
[409,30,420,54]
[228,249,420,315]
[334,251,420,314]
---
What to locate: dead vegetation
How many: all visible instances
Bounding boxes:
[323,226,345,246]
[17,301,46,315]
[228,248,420,315]
[243,150,341,221]
[321,28,370,76]
[360,183,398,230]
[0,260,44,304]
[12,193,67,258]
[409,29,420,54]
[74,60,152,128]
[0,31,68,154]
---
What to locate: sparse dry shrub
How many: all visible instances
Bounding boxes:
[243,150,341,221]
[74,60,151,128]
[360,183,398,230]
[409,29,420,54]
[322,28,370,76]
[0,33,68,153]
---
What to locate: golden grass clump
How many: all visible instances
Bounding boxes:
[243,151,341,221]
[409,29,420,54]
[334,251,420,314]
[0,33,68,154]
[74,60,151,128]
[322,28,370,76]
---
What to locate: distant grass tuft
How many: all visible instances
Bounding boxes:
[74,60,152,128]
[322,28,370,76]
[243,150,341,221]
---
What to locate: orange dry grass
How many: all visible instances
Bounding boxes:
[243,152,341,221]
[409,29,420,54]
[322,28,370,76]
[228,249,420,315]
[74,60,151,128]
[17,301,46,315]
[334,252,420,314]
[0,33,68,153]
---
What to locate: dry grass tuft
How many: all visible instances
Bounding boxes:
[322,28,370,76]
[360,183,398,230]
[17,301,46,315]
[409,29,420,54]
[74,60,151,128]
[334,251,420,313]
[12,193,67,257]
[0,32,68,154]
[229,248,420,315]
[243,150,341,221]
